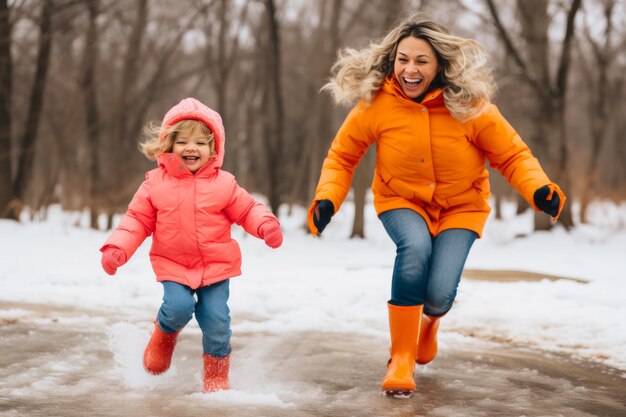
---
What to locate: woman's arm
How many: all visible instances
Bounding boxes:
[469,104,566,218]
[308,102,376,234]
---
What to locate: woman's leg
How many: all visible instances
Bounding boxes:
[379,209,432,306]
[378,209,432,396]
[424,228,477,317]
[415,229,476,365]
[157,281,195,333]
[195,279,232,357]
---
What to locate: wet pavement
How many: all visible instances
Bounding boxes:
[0,301,624,417]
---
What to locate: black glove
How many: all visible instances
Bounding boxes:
[313,200,334,234]
[533,185,560,217]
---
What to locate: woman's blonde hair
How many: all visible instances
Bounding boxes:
[323,14,496,121]
[139,119,215,160]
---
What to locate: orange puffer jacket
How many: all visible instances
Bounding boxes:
[308,77,565,237]
[102,98,278,289]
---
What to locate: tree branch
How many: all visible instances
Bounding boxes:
[484,0,543,96]
[555,0,582,98]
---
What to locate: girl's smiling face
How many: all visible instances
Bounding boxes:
[172,124,213,173]
[393,36,439,99]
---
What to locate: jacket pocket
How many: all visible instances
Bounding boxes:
[444,180,487,210]
[377,168,416,201]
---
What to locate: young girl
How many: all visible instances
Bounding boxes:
[309,15,565,397]
[100,97,283,392]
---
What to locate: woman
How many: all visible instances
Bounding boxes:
[307,14,565,397]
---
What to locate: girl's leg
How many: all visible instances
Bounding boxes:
[145,281,193,374]
[195,279,232,357]
[379,209,432,306]
[157,281,195,333]
[423,228,477,317]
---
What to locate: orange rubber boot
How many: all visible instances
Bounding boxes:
[143,321,180,374]
[381,303,423,397]
[416,314,441,365]
[203,354,231,393]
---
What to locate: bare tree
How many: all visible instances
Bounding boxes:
[485,0,582,230]
[305,0,344,207]
[6,0,626,231]
[578,0,625,222]
[285,0,378,236]
[9,0,54,220]
[80,0,209,229]
[80,0,102,229]
[0,0,12,218]
[283,0,362,212]
[200,0,250,175]
[262,0,284,215]
[350,0,405,238]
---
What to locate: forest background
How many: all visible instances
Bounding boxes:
[1,0,624,235]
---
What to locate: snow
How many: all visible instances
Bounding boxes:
[1,198,625,407]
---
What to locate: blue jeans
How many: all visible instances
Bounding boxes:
[379,209,477,316]
[157,280,232,357]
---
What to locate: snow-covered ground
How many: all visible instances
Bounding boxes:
[1,198,625,380]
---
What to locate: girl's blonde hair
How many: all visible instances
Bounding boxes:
[139,119,215,160]
[322,14,496,121]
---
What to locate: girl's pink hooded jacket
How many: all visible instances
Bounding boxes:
[101,98,278,289]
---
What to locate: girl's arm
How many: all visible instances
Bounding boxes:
[101,179,156,260]
[222,176,278,239]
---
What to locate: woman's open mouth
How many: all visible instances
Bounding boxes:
[403,77,423,87]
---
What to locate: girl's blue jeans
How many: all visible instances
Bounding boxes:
[379,209,477,317]
[157,279,232,357]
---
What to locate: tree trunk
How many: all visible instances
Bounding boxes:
[494,193,502,219]
[533,102,560,232]
[486,0,581,231]
[350,148,374,238]
[306,0,344,209]
[81,0,102,229]
[10,0,54,220]
[263,0,284,216]
[515,193,527,215]
[580,0,618,223]
[553,102,574,228]
[549,0,581,230]
[350,2,401,237]
[0,0,13,219]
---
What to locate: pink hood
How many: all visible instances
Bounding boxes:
[159,97,226,171]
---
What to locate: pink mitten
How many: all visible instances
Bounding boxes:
[100,246,127,275]
[258,221,283,249]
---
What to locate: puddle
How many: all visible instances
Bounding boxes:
[0,302,623,417]
[463,269,587,283]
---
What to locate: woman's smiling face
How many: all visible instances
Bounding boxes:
[393,36,439,99]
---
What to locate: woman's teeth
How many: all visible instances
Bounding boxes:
[403,77,422,86]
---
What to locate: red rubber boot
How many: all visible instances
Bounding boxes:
[203,354,231,393]
[143,321,180,374]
